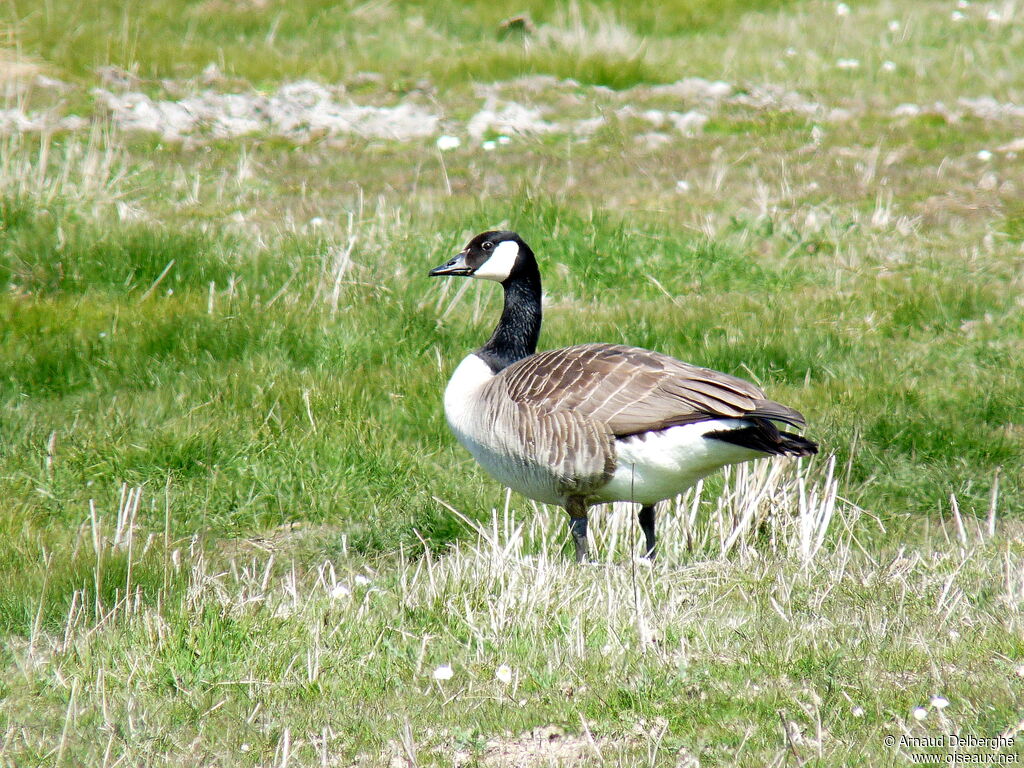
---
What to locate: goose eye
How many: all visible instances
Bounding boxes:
[482,241,493,251]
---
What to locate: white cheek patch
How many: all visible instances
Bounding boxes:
[472,240,519,281]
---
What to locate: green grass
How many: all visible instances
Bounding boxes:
[1,0,1024,764]
[10,0,800,88]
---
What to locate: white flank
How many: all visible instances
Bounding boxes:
[473,240,519,281]
[594,419,765,505]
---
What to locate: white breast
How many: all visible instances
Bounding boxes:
[592,419,763,505]
[443,353,495,430]
[443,353,565,505]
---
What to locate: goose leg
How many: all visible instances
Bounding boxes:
[638,504,656,559]
[566,497,590,563]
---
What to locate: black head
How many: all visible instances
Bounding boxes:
[428,230,535,283]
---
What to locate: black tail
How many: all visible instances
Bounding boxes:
[705,417,818,457]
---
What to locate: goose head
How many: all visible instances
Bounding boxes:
[428,230,534,283]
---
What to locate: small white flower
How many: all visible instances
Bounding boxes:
[930,695,950,710]
[785,47,798,57]
[851,705,865,717]
[432,663,454,681]
[948,629,960,640]
[482,140,497,151]
[675,180,691,193]
[956,0,969,8]
[354,574,371,586]
[1016,664,1024,678]
[888,19,900,32]
[882,61,897,73]
[330,584,351,599]
[977,149,993,161]
[309,217,325,227]
[99,331,108,338]
[837,58,861,70]
[436,135,461,151]
[497,135,511,145]
[951,10,965,21]
[240,743,251,753]
[495,665,513,684]
[986,8,1001,21]
[836,2,850,16]
[912,706,928,721]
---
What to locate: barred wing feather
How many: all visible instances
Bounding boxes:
[498,343,805,438]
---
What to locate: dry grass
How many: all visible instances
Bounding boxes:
[3,460,1022,765]
[0,127,127,206]
[0,49,43,83]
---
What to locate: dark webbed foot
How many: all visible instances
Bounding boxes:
[638,504,656,559]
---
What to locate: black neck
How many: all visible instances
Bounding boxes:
[477,260,542,373]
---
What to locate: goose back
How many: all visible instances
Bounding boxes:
[499,343,806,437]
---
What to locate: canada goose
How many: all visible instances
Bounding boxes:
[429,230,818,562]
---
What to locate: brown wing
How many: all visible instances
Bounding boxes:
[498,343,805,438]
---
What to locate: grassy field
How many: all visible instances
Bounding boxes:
[1,0,1023,765]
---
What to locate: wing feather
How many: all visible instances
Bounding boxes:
[499,343,805,437]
